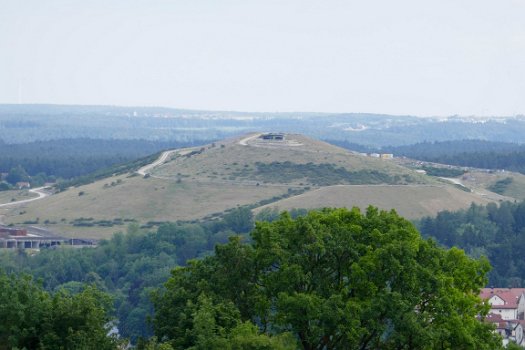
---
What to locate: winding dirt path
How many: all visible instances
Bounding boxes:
[137,150,179,176]
[0,147,184,208]
[0,186,51,208]
[238,133,262,146]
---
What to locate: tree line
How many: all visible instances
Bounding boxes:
[385,140,525,173]
[0,138,198,180]
[0,207,255,342]
[330,139,525,174]
[419,201,525,287]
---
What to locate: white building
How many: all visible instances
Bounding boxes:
[480,288,525,320]
[480,288,525,347]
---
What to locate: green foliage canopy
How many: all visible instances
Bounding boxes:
[419,201,525,287]
[0,271,118,349]
[153,207,500,349]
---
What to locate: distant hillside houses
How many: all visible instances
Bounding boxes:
[480,288,525,347]
[360,152,394,159]
[16,181,30,189]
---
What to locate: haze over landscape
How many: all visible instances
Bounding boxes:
[3,1,525,348]
[2,0,525,116]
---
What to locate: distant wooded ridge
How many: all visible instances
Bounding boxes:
[331,139,525,174]
[0,138,200,181]
[3,104,525,146]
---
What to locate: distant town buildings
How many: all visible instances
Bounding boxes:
[358,152,394,160]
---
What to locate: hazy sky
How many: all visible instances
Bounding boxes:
[1,0,524,116]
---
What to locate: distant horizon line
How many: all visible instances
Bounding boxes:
[0,102,522,119]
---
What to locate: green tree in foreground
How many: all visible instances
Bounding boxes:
[0,271,118,350]
[153,207,502,349]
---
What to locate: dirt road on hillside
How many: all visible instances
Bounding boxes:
[137,150,179,176]
[0,186,51,208]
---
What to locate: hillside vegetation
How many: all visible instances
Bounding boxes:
[384,140,525,174]
[2,134,431,238]
[420,201,525,288]
[153,134,422,186]
[0,139,195,180]
[255,184,509,220]
[0,207,504,348]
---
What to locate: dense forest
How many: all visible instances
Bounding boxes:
[385,140,525,173]
[330,139,525,174]
[0,207,503,349]
[419,201,525,287]
[0,207,255,341]
[0,138,198,180]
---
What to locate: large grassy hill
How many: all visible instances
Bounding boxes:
[0,133,510,239]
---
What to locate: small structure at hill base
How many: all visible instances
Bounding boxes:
[0,225,95,249]
[0,227,27,237]
[16,181,31,189]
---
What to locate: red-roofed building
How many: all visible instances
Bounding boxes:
[482,313,525,347]
[480,288,525,320]
[485,313,507,337]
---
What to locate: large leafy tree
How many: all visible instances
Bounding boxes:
[153,207,502,349]
[0,271,118,350]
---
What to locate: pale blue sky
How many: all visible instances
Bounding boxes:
[1,0,524,116]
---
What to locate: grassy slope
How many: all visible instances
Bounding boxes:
[254,184,512,220]
[154,134,428,186]
[3,133,504,239]
[460,171,525,200]
[4,173,287,239]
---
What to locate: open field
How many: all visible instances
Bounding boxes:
[457,171,525,200]
[2,172,289,239]
[254,184,513,220]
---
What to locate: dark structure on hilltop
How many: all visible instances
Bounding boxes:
[260,133,285,141]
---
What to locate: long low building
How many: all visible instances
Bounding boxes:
[0,236,64,249]
[0,225,95,249]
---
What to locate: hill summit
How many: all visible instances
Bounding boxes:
[152,132,424,187]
